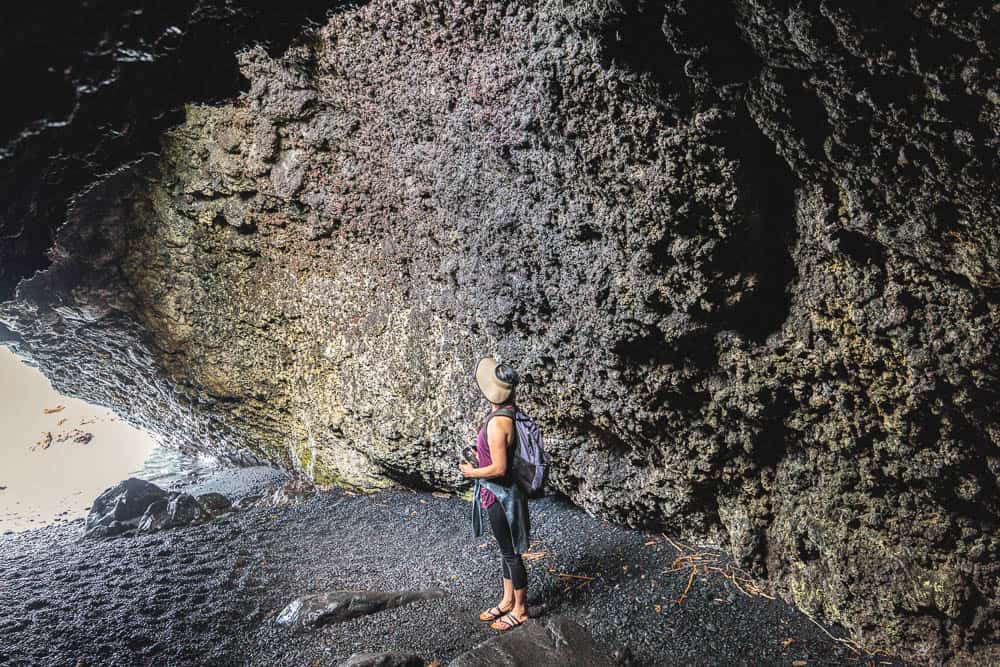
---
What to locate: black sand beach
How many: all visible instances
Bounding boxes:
[1,483,903,666]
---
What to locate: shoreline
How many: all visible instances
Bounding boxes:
[1,484,903,666]
[0,345,158,533]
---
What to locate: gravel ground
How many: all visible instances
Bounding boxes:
[175,465,290,497]
[0,486,905,666]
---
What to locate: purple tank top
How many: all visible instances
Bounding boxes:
[476,405,514,509]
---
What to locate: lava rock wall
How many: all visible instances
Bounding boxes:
[1,1,997,662]
[0,0,337,301]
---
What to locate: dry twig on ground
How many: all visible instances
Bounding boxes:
[555,572,595,592]
[676,565,697,603]
[663,533,776,604]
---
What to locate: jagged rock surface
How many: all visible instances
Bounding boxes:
[85,478,170,538]
[0,1,997,663]
[0,0,336,301]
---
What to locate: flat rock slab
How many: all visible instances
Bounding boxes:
[337,652,425,667]
[450,616,617,667]
[276,589,446,630]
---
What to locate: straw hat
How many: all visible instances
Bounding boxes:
[475,357,515,404]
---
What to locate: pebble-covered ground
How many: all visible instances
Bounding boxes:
[0,487,905,666]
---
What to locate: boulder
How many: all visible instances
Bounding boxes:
[275,589,446,630]
[135,491,235,533]
[136,500,170,534]
[84,478,168,538]
[450,616,617,667]
[165,493,206,527]
[87,481,236,536]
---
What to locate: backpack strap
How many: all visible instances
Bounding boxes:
[484,406,516,445]
[487,405,516,422]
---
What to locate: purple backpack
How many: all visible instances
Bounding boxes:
[508,408,551,495]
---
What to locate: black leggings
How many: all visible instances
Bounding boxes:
[486,501,527,589]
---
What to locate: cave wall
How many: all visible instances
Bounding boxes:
[0,0,338,302]
[1,1,998,662]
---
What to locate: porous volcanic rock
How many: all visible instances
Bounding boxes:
[0,0,337,301]
[0,1,997,663]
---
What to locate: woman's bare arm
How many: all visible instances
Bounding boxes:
[460,418,512,479]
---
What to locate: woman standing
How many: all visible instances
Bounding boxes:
[459,357,531,632]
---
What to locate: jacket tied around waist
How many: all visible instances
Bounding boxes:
[472,477,530,554]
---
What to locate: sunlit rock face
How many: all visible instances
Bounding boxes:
[1,1,998,662]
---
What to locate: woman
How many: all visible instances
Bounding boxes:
[459,357,531,632]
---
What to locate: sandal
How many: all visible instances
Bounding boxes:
[478,604,511,622]
[490,612,527,632]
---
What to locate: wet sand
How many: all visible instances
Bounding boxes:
[0,345,156,532]
[0,484,905,666]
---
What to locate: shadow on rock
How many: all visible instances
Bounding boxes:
[276,589,446,631]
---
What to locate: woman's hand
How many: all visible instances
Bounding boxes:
[459,462,475,478]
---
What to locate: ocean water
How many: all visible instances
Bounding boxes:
[132,444,224,490]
